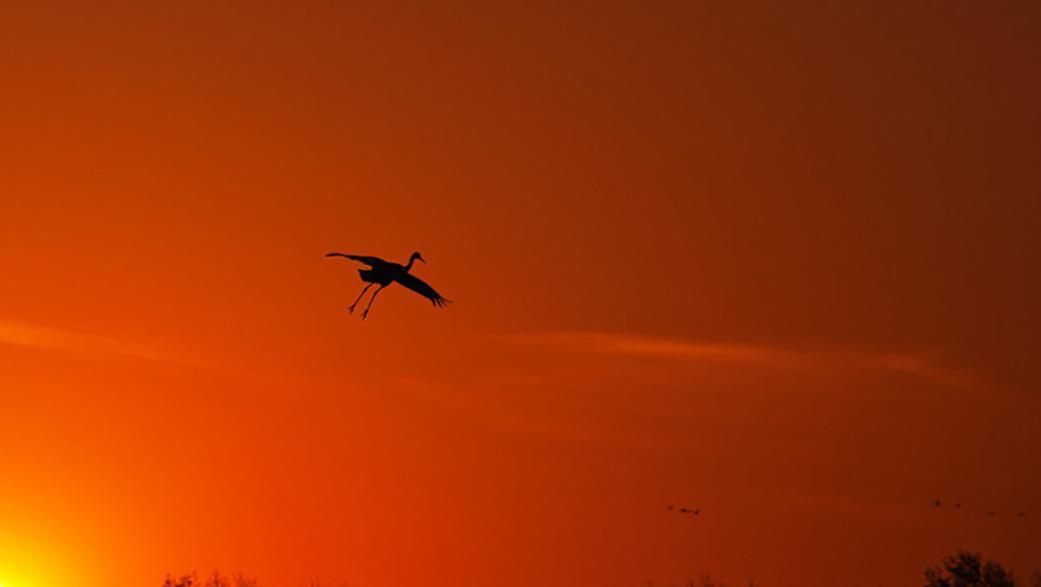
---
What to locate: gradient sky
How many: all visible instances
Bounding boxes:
[2,2,1040,586]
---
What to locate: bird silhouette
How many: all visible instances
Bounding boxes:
[325,251,450,319]
[934,499,942,507]
[988,510,997,517]
[954,502,962,509]
[693,509,700,515]
[678,507,691,514]
[1018,512,1025,518]
[666,505,675,511]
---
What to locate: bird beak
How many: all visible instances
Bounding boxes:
[418,255,426,264]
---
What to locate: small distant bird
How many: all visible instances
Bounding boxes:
[666,505,674,510]
[954,502,962,509]
[934,499,942,507]
[679,507,691,513]
[988,511,997,517]
[325,251,450,319]
[693,509,701,515]
[1018,512,1025,518]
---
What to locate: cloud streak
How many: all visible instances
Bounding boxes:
[0,320,166,361]
[505,331,980,392]
[509,332,787,363]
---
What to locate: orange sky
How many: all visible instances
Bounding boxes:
[2,2,1040,586]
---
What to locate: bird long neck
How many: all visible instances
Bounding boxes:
[404,256,416,271]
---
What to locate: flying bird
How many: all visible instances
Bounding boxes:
[954,502,962,509]
[693,509,700,515]
[933,499,942,507]
[988,511,997,517]
[325,251,450,319]
[666,505,675,511]
[1018,512,1025,518]
[679,507,691,514]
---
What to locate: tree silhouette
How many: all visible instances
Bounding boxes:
[162,572,258,587]
[924,551,1015,587]
[163,573,196,587]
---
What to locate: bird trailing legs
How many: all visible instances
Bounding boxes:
[347,283,374,314]
[361,285,386,320]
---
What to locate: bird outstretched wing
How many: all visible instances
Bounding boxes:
[395,272,450,307]
[325,252,386,267]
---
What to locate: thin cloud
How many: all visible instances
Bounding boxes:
[0,320,166,361]
[867,353,976,391]
[505,331,980,392]
[508,332,789,364]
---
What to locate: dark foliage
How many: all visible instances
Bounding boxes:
[162,571,260,587]
[925,551,1016,587]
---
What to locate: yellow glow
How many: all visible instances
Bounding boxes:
[0,530,80,587]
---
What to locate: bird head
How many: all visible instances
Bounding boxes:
[412,252,426,264]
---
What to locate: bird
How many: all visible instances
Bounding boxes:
[933,499,942,507]
[1018,512,1025,518]
[679,507,691,514]
[954,502,962,509]
[987,510,997,517]
[325,251,450,319]
[666,505,675,511]
[693,509,700,515]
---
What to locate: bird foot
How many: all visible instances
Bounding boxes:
[347,304,357,314]
[361,310,369,320]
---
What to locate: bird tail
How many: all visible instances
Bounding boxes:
[359,269,375,281]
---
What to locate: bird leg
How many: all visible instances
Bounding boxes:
[361,285,385,320]
[347,283,374,314]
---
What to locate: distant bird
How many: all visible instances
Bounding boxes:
[1018,512,1025,518]
[934,499,942,507]
[666,505,674,511]
[954,502,962,509]
[693,509,701,515]
[679,507,691,514]
[325,251,450,319]
[988,511,997,517]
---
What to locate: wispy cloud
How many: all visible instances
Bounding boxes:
[0,320,166,361]
[504,331,980,392]
[507,332,788,364]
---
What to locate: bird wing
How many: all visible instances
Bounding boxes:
[325,253,386,267]
[395,272,450,307]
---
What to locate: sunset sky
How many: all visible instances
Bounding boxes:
[2,2,1040,586]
